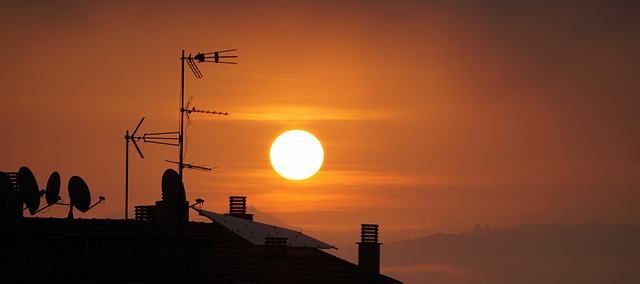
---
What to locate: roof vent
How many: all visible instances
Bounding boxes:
[134,205,155,221]
[226,196,253,221]
[4,172,19,191]
[357,224,381,274]
[263,236,289,283]
[265,236,288,257]
[229,196,246,214]
[360,224,379,243]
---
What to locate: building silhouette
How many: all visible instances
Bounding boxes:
[0,169,402,283]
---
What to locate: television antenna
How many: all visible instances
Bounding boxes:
[182,98,228,171]
[121,49,235,219]
[165,160,217,172]
[179,49,236,181]
[186,105,230,117]
[124,117,179,219]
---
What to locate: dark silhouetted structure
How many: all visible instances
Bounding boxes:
[0,170,402,283]
[358,223,382,274]
[227,195,254,221]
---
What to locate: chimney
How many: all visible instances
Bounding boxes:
[357,224,381,274]
[226,196,253,221]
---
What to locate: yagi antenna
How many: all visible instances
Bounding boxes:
[124,117,179,219]
[179,49,236,181]
[186,107,229,116]
[186,55,203,78]
[143,131,180,146]
[126,117,145,158]
[185,49,237,79]
[194,49,238,65]
[184,97,229,122]
[180,99,228,173]
[165,160,216,172]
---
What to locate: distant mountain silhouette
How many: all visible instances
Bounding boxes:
[240,209,640,284]
[382,223,640,284]
[247,206,299,229]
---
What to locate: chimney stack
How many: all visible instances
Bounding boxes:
[357,224,381,274]
[226,196,253,221]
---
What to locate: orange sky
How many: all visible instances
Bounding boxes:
[1,1,639,235]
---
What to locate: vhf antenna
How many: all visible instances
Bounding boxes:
[179,49,236,181]
[184,97,229,121]
[181,103,228,172]
[186,107,229,116]
[165,160,217,172]
[124,117,179,219]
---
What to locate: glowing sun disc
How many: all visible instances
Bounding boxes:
[270,130,324,180]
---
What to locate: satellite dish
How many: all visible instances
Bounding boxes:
[18,166,40,215]
[45,172,61,206]
[161,169,185,212]
[68,176,91,213]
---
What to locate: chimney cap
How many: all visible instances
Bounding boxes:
[227,195,253,221]
[359,223,380,243]
[357,224,381,274]
[229,196,247,214]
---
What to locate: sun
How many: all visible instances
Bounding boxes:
[270,130,324,180]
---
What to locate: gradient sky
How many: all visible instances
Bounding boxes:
[1,0,639,236]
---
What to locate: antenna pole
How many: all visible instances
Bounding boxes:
[179,50,185,181]
[125,129,129,220]
[124,117,145,220]
[177,49,235,182]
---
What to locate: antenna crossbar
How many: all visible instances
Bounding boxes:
[194,49,237,64]
[88,196,106,211]
[186,107,229,116]
[186,57,203,78]
[165,160,215,171]
[143,132,180,146]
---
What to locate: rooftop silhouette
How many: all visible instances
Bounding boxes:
[0,166,402,283]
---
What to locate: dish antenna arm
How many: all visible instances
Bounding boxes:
[190,198,205,210]
[88,196,105,211]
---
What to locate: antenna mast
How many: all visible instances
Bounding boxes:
[124,117,179,219]
[179,49,236,181]
[122,49,235,219]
